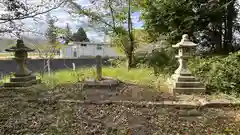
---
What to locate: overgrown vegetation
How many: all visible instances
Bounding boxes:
[41,65,169,92]
[134,47,177,75]
[134,45,240,95]
[189,52,240,94]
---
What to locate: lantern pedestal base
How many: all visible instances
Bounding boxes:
[4,74,41,88]
[168,73,206,95]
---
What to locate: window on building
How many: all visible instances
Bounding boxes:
[96,44,102,50]
[81,44,87,47]
[73,48,77,57]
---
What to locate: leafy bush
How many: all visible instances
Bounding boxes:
[189,52,240,94]
[134,47,177,75]
[108,57,126,67]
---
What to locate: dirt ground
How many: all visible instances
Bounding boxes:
[0,83,240,135]
[52,83,176,102]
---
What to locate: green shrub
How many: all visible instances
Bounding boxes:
[189,52,240,94]
[108,57,126,67]
[134,47,177,75]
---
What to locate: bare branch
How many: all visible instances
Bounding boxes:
[0,0,66,24]
[108,0,116,32]
[67,0,115,30]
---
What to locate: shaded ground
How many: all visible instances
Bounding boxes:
[52,83,175,102]
[0,83,240,135]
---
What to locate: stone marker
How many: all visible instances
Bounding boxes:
[169,34,205,94]
[82,55,119,88]
[3,39,41,88]
[72,63,76,71]
[96,55,102,81]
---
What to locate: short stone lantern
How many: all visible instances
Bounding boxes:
[4,39,41,88]
[169,34,205,94]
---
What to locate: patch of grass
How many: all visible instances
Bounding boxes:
[0,64,170,92]
[0,52,40,57]
[41,66,170,92]
[102,66,155,85]
[0,73,13,85]
[0,53,13,56]
[41,68,94,84]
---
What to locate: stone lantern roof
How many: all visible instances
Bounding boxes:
[5,39,35,52]
[172,34,197,48]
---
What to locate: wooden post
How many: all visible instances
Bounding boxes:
[96,55,102,80]
[72,63,76,71]
[47,59,51,76]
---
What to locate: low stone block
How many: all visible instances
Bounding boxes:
[82,77,120,88]
[4,79,39,87]
[175,81,205,88]
[174,76,198,82]
[172,87,205,94]
[10,75,36,82]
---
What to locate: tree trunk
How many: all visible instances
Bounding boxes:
[223,15,228,53]
[225,0,235,53]
[127,0,134,70]
[216,24,223,54]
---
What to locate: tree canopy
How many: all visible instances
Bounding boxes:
[45,14,58,45]
[72,27,90,42]
[139,0,239,54]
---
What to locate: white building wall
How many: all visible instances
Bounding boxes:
[103,47,120,57]
[64,47,72,58]
[60,42,121,58]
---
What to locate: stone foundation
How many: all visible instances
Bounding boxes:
[170,73,205,94]
[4,75,41,88]
[82,77,120,88]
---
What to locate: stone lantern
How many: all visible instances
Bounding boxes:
[4,39,41,88]
[169,34,205,94]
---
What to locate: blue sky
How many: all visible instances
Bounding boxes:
[21,0,143,42]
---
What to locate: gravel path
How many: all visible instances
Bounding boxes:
[0,84,240,135]
[1,99,240,135]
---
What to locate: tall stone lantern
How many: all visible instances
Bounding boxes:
[4,39,40,88]
[170,34,205,94]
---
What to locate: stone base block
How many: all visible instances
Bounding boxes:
[169,73,206,94]
[82,77,120,88]
[4,74,41,88]
[173,76,198,82]
[172,87,206,94]
[1,83,45,90]
[174,82,205,88]
[10,75,36,82]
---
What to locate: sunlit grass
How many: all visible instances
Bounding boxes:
[0,64,170,92]
[41,66,169,92]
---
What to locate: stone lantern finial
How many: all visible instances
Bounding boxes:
[16,39,25,48]
[182,34,189,41]
[173,34,197,48]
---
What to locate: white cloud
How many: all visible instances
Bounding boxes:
[20,0,100,40]
[75,0,91,6]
